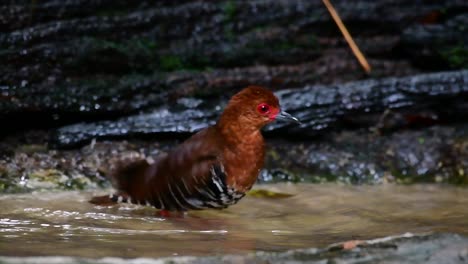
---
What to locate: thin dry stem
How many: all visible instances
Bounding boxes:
[322,0,372,74]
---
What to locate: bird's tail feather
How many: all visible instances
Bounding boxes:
[89,157,152,206]
[89,193,132,206]
[89,194,117,206]
[109,158,150,191]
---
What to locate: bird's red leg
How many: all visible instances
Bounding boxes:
[157,210,171,217]
[155,210,188,218]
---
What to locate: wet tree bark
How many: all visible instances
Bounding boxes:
[51,70,468,148]
[1,0,467,135]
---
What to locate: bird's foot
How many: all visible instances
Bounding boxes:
[155,210,188,218]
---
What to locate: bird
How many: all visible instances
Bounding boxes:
[89,85,300,212]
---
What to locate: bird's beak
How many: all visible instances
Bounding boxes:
[275,111,301,124]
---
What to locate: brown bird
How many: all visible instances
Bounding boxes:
[89,85,300,211]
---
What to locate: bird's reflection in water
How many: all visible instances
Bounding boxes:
[155,210,259,254]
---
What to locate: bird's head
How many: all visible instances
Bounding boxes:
[220,86,300,130]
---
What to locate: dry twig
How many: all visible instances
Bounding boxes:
[322,0,371,74]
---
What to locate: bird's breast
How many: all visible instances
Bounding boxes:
[223,132,265,192]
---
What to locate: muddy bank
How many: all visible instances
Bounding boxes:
[264,124,468,185]
[1,122,467,193]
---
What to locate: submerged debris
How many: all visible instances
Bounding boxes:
[0,233,466,263]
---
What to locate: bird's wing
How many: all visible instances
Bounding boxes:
[153,140,223,210]
[96,127,242,211]
[145,127,244,211]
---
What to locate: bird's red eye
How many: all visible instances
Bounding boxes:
[257,103,270,114]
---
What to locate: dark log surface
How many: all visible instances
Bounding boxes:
[400,13,468,70]
[51,70,468,148]
[1,0,467,134]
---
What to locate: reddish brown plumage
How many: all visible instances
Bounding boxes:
[90,85,299,211]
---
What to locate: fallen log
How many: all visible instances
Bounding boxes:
[51,70,468,148]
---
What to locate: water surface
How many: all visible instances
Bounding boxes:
[1,183,467,258]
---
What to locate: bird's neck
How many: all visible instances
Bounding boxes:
[216,110,265,192]
[217,110,261,146]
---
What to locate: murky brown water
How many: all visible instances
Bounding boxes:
[1,183,467,258]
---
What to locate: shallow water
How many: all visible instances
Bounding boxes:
[1,183,467,258]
